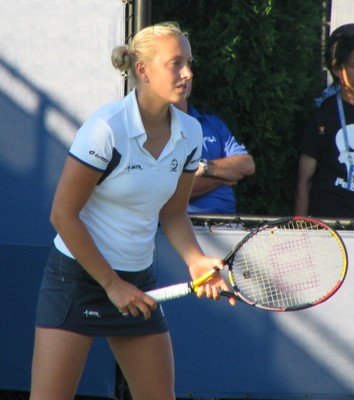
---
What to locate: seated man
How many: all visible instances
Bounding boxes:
[175,85,255,214]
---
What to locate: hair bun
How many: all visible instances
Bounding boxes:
[111,46,130,71]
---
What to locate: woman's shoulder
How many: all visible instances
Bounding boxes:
[90,98,125,122]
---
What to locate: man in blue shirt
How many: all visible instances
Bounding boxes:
[175,90,255,214]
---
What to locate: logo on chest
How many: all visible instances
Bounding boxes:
[125,160,179,173]
[127,164,143,172]
[170,159,178,172]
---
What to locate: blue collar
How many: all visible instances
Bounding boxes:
[187,104,203,121]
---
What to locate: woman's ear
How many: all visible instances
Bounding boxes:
[135,61,146,81]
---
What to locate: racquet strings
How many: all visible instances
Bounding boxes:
[228,219,347,310]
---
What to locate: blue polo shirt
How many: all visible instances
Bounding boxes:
[187,105,249,214]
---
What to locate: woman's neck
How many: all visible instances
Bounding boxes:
[135,89,170,130]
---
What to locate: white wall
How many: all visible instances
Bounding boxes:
[155,226,354,398]
[0,1,127,246]
[0,0,126,146]
[330,0,354,32]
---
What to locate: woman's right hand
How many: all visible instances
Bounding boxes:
[105,276,157,320]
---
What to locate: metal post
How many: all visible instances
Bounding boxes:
[134,0,151,34]
[123,0,152,94]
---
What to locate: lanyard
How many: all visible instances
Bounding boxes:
[336,92,351,155]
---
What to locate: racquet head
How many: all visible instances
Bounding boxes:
[223,216,348,311]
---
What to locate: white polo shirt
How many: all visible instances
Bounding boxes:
[54,89,202,271]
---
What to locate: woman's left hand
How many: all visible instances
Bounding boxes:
[188,256,236,306]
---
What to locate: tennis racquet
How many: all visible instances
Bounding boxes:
[147,216,348,311]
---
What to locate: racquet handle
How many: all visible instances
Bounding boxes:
[146,283,192,302]
[147,268,221,302]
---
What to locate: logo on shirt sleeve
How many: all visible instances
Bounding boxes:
[89,150,109,164]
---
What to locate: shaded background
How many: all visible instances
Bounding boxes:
[0,1,125,397]
[1,0,354,399]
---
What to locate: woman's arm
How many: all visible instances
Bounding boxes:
[159,172,235,303]
[50,156,156,318]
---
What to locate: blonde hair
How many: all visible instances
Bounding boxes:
[111,22,189,84]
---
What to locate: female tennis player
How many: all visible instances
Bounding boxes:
[29,22,233,400]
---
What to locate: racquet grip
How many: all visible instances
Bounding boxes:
[146,283,192,302]
[192,267,220,289]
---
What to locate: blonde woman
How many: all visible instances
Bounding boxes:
[30,22,233,400]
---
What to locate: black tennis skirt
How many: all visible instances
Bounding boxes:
[35,246,168,336]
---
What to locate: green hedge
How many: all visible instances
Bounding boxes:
[152,0,329,216]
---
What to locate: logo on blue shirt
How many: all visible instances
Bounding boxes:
[203,136,217,143]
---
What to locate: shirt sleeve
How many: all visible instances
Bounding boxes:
[207,115,249,157]
[69,116,114,171]
[299,110,329,161]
